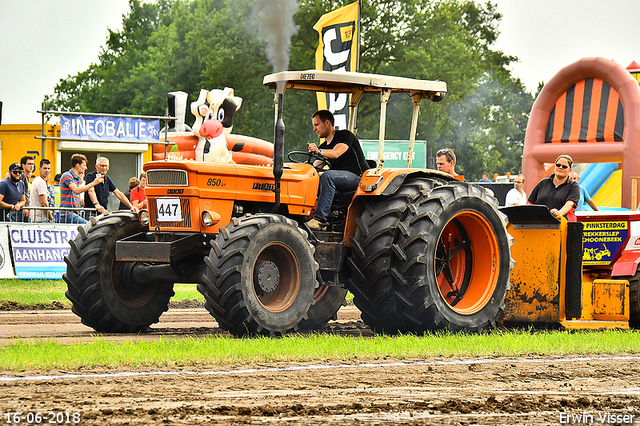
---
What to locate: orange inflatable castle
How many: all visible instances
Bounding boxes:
[522,57,640,209]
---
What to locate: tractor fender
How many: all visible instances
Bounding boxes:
[343,170,455,244]
[344,170,476,247]
[378,170,458,196]
[352,169,457,200]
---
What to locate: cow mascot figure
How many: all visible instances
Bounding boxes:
[191,87,242,163]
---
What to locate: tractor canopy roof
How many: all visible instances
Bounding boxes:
[263,70,446,101]
[264,70,447,171]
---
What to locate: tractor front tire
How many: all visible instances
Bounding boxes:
[63,212,175,333]
[299,284,348,330]
[200,214,318,336]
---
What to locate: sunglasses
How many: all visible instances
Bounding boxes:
[555,163,570,169]
[10,170,22,175]
[437,149,453,161]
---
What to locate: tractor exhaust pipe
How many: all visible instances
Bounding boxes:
[272,90,285,213]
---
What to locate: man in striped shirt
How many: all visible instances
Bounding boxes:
[59,153,103,224]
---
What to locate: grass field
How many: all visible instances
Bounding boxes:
[1,279,639,372]
[0,279,204,309]
[1,329,639,371]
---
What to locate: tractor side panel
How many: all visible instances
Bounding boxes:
[503,223,562,324]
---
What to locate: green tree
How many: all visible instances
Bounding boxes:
[44,0,532,178]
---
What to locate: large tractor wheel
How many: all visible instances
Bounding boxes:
[63,212,175,333]
[200,214,318,336]
[347,178,513,334]
[299,283,348,330]
[394,183,514,332]
[346,178,441,333]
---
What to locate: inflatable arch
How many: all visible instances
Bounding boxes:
[523,57,640,209]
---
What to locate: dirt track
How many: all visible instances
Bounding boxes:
[1,307,640,425]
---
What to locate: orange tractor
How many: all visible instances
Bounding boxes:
[63,70,637,335]
[64,70,517,335]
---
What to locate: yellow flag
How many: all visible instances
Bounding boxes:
[313,1,359,130]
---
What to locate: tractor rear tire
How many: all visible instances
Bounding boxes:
[347,178,513,334]
[200,214,318,336]
[298,284,348,330]
[393,182,514,332]
[347,178,441,333]
[63,212,175,332]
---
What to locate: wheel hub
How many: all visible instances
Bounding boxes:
[255,260,280,293]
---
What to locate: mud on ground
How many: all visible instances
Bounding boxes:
[1,307,639,425]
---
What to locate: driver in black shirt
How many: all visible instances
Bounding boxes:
[307,110,369,229]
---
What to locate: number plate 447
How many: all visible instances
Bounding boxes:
[157,198,182,222]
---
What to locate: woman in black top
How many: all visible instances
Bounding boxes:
[528,154,580,220]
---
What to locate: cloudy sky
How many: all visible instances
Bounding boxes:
[1,0,640,124]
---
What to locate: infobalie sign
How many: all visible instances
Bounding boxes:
[60,114,160,142]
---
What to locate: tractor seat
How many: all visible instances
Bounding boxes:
[332,160,377,206]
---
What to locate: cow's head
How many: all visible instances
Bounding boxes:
[191,87,243,140]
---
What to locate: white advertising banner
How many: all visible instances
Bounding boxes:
[8,224,78,279]
[0,225,17,278]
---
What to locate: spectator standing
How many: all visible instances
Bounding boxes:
[84,157,137,216]
[53,173,62,207]
[129,172,147,209]
[29,159,55,222]
[505,174,527,206]
[528,154,580,220]
[479,172,492,182]
[0,163,27,222]
[569,172,599,211]
[19,155,35,209]
[119,177,139,210]
[436,148,461,178]
[53,173,62,222]
[60,153,103,224]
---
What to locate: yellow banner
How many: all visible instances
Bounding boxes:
[313,1,359,129]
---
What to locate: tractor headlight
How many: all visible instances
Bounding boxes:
[202,211,214,227]
[138,210,150,225]
[202,210,221,227]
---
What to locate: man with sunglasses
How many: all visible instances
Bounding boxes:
[436,148,460,178]
[0,163,27,222]
[528,154,580,220]
[505,174,527,206]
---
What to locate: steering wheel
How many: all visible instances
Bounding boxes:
[287,151,331,172]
